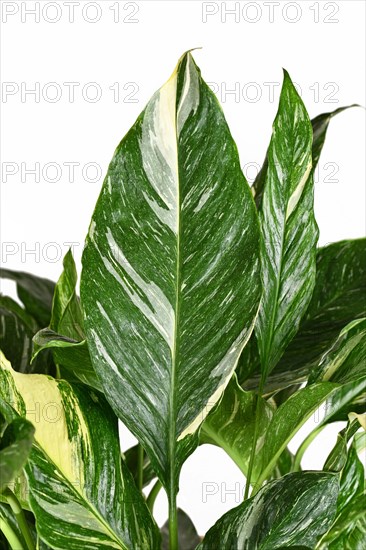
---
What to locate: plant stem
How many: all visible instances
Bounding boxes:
[3,488,35,550]
[293,424,325,472]
[137,443,144,492]
[168,492,178,550]
[0,515,25,550]
[244,376,265,500]
[146,480,162,513]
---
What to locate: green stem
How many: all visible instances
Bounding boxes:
[293,424,325,472]
[137,444,144,493]
[244,376,265,500]
[146,480,162,513]
[3,488,35,550]
[168,492,178,550]
[0,515,25,550]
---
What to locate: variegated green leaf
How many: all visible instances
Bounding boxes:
[80,50,261,504]
[255,70,318,377]
[33,251,100,390]
[0,417,34,493]
[0,270,55,328]
[0,352,159,549]
[200,375,273,480]
[254,382,338,488]
[199,472,339,549]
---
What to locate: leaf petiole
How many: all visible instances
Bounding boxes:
[3,488,35,550]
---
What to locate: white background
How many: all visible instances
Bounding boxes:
[1,0,365,535]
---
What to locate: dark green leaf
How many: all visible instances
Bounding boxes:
[0,269,55,327]
[0,352,160,549]
[199,472,339,549]
[161,509,200,550]
[200,376,273,480]
[255,70,318,377]
[0,296,54,375]
[80,51,261,497]
[0,417,34,493]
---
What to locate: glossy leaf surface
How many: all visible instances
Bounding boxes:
[0,352,159,550]
[255,70,318,376]
[80,52,261,493]
[199,472,339,549]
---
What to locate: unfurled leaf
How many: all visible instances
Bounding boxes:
[80,51,261,500]
[32,250,100,390]
[0,269,55,327]
[199,472,339,549]
[255,70,318,377]
[161,509,200,550]
[0,417,34,492]
[323,420,359,473]
[254,382,338,486]
[0,352,160,549]
[200,376,273,479]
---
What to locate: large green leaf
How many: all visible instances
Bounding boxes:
[0,417,34,493]
[199,472,339,549]
[240,106,361,388]
[255,70,318,377]
[275,238,366,382]
[32,251,100,390]
[0,352,159,549]
[0,270,55,327]
[200,375,273,479]
[80,51,261,500]
[254,382,338,487]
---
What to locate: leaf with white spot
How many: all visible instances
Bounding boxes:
[80,50,261,506]
[255,70,318,377]
[199,472,339,549]
[0,352,159,550]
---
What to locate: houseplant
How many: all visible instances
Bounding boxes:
[0,51,365,549]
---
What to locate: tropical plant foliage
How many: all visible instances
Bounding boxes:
[0,52,364,550]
